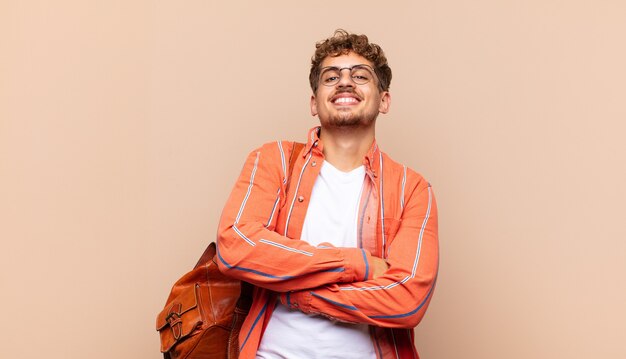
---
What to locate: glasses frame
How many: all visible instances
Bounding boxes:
[318,64,379,88]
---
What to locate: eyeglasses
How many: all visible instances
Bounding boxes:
[319,64,378,87]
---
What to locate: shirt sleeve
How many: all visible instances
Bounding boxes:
[279,179,439,328]
[215,141,374,292]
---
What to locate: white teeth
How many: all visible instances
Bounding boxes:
[334,97,358,104]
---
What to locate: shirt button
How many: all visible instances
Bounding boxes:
[311,161,317,167]
[297,195,305,202]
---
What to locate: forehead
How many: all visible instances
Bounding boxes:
[320,52,374,69]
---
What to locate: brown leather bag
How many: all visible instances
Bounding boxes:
[156,242,252,359]
[156,142,304,359]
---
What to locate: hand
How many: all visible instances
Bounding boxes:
[370,256,389,279]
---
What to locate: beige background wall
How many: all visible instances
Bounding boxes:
[1,1,625,358]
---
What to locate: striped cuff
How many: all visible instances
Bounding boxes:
[280,290,312,312]
[341,247,373,282]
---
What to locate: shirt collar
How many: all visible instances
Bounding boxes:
[304,126,381,173]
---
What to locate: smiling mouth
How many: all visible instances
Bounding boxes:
[332,96,360,105]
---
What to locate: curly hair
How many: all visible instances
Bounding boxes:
[309,29,392,93]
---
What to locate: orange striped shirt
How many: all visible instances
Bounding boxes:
[216,127,439,358]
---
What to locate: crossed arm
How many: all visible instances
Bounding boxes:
[216,143,438,328]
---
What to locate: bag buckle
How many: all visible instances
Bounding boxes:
[166,303,183,340]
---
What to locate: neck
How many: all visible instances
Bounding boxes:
[319,124,375,172]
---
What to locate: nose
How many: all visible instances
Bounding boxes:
[336,68,355,87]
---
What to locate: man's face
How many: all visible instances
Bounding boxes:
[311,52,390,129]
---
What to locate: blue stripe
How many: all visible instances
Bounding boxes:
[286,291,291,307]
[321,267,345,273]
[311,292,358,311]
[215,245,233,269]
[216,246,294,280]
[361,249,369,280]
[240,298,270,351]
[232,266,295,280]
[369,278,436,319]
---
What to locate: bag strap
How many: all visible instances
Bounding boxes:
[286,141,305,196]
[194,141,305,269]
[194,242,216,269]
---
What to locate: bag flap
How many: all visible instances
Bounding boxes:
[156,284,203,352]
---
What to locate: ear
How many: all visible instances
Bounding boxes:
[310,95,318,116]
[378,91,391,114]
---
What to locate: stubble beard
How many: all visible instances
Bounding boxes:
[326,108,377,129]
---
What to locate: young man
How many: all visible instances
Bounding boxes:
[216,30,439,359]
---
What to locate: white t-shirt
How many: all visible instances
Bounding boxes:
[256,161,375,359]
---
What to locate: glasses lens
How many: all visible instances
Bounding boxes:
[350,66,373,85]
[320,68,341,86]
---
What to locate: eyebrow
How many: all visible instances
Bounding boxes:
[320,64,374,70]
